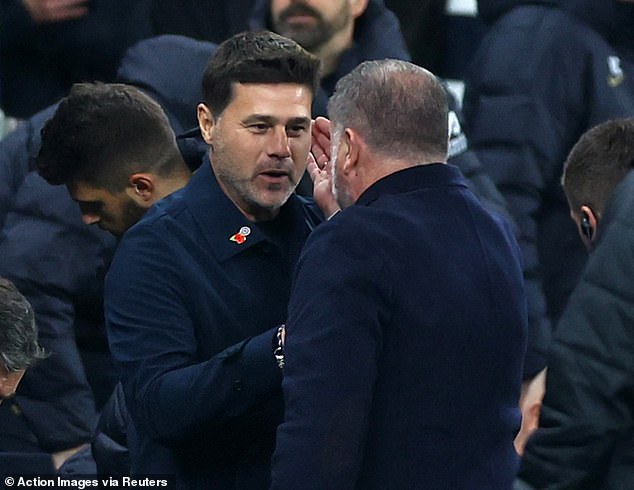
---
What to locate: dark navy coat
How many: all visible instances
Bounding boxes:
[272,164,527,489]
[463,0,634,371]
[105,160,321,488]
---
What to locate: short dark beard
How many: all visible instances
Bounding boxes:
[273,2,350,52]
[118,198,147,237]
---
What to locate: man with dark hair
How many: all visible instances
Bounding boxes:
[562,119,634,251]
[149,0,410,119]
[271,59,527,489]
[104,30,322,487]
[0,277,45,402]
[516,118,634,489]
[38,82,192,237]
[30,82,193,474]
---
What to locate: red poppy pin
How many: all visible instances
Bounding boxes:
[230,226,251,244]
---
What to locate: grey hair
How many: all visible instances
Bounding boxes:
[0,278,46,371]
[327,59,449,162]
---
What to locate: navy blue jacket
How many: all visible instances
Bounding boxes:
[105,160,321,488]
[272,164,527,489]
[463,0,634,368]
[0,107,117,453]
[517,170,634,489]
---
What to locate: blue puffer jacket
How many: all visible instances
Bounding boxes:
[0,107,117,455]
[463,0,634,372]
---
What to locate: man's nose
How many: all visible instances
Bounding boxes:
[267,127,292,158]
[0,370,25,399]
[81,213,101,226]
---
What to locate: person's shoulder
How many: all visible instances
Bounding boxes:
[122,188,189,243]
[306,206,377,250]
[480,3,591,54]
[297,208,385,280]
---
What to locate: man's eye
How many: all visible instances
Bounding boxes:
[249,124,269,133]
[78,202,103,214]
[287,126,308,137]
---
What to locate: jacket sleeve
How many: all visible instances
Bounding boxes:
[104,225,282,443]
[518,212,634,488]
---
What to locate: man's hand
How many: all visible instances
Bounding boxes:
[309,117,340,219]
[51,443,88,470]
[22,0,89,24]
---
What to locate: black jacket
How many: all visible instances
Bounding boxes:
[463,0,634,372]
[518,170,634,489]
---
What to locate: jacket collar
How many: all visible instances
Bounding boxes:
[356,163,468,207]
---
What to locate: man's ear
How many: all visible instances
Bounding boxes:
[197,103,215,145]
[341,128,361,176]
[350,0,369,18]
[127,174,155,207]
[580,205,598,241]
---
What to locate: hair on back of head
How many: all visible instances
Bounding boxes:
[201,30,320,117]
[327,59,449,162]
[37,82,184,192]
[562,118,634,214]
[0,277,46,372]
